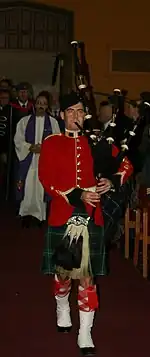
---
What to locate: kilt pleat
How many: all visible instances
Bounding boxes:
[41,217,107,278]
[101,178,133,243]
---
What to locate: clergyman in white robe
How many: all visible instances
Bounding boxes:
[14,114,60,222]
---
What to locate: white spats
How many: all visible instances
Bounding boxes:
[77,284,98,350]
[55,293,72,328]
[54,275,72,328]
[77,310,95,348]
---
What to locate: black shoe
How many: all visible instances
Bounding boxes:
[57,326,72,333]
[21,216,31,228]
[80,347,96,356]
[37,220,45,229]
[30,217,44,228]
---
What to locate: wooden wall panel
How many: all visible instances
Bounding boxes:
[0,1,73,92]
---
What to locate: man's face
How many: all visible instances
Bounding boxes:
[99,105,112,124]
[128,104,139,120]
[61,102,85,131]
[0,92,10,107]
[35,96,48,115]
[0,81,9,89]
[18,89,28,103]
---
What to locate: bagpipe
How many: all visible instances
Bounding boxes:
[70,40,150,242]
[70,40,150,180]
[70,40,117,178]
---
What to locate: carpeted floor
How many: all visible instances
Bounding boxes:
[0,205,150,357]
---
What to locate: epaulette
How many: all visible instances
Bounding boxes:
[44,133,62,141]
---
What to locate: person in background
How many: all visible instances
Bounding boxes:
[11,82,34,126]
[11,85,17,100]
[0,88,10,107]
[51,91,65,132]
[126,96,150,174]
[0,78,12,92]
[38,90,52,114]
[14,93,60,228]
[98,100,113,131]
[137,121,150,198]
[98,100,133,147]
[0,88,14,201]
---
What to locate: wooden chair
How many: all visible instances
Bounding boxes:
[133,206,150,278]
[124,185,150,278]
[124,206,141,259]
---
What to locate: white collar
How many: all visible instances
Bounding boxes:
[65,128,83,138]
[18,100,28,107]
[104,119,111,130]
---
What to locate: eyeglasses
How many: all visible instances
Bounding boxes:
[66,108,84,116]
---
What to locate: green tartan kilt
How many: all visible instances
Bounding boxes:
[41,217,107,278]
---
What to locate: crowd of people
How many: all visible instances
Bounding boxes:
[0,77,150,355]
[0,78,63,213]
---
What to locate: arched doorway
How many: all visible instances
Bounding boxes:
[0,1,74,95]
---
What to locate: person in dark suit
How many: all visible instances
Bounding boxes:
[98,100,132,145]
[97,99,147,174]
[11,82,34,128]
[0,88,14,200]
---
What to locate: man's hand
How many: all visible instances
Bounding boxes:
[34,144,41,154]
[96,178,112,195]
[29,144,41,154]
[81,191,100,207]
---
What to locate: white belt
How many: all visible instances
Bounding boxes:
[57,186,96,196]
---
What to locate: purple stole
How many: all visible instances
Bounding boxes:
[16,113,52,202]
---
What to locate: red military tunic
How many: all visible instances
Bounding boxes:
[39,133,104,226]
[39,133,133,227]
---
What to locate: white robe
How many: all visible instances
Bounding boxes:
[14,114,60,221]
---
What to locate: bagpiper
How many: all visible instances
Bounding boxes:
[38,91,133,356]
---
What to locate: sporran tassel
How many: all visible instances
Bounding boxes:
[63,216,91,278]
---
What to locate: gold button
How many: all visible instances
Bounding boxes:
[77,139,80,142]
[77,161,81,166]
[77,184,80,188]
[77,169,81,172]
[77,177,81,180]
[77,146,81,149]
[77,154,80,158]
[50,186,54,190]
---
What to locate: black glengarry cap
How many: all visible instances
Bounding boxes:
[16,82,29,91]
[60,91,84,111]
